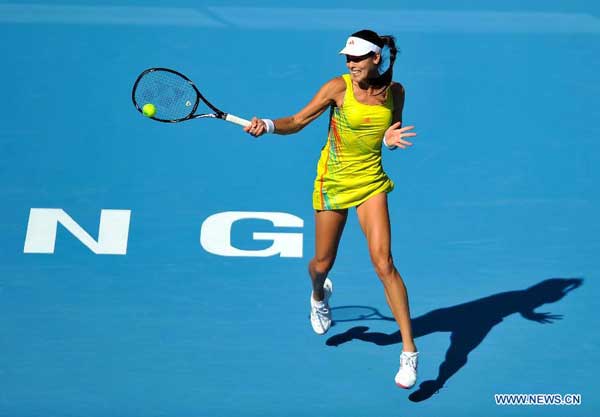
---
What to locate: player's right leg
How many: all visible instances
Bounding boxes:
[308,209,348,334]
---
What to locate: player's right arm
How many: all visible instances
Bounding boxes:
[244,77,346,137]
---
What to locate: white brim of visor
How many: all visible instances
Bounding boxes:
[339,36,382,56]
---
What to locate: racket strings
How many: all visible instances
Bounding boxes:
[134,70,198,121]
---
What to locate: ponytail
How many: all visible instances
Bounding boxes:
[377,35,397,87]
[380,35,398,67]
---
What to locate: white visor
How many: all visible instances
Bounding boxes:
[339,36,382,56]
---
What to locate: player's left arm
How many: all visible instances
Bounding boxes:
[383,82,417,150]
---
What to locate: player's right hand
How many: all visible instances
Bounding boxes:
[244,117,267,137]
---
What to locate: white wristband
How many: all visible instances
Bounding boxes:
[383,136,397,150]
[262,118,275,134]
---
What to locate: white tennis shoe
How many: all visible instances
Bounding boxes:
[310,278,333,335]
[395,351,419,389]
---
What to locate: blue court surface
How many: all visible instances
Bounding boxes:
[1,1,599,416]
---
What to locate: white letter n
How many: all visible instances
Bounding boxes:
[23,208,131,255]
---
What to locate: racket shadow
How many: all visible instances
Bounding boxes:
[326,277,584,402]
[330,305,396,325]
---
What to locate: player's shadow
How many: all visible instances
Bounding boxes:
[326,278,583,402]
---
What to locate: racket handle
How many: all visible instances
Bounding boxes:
[225,113,251,127]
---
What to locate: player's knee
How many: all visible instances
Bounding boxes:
[310,256,335,277]
[372,255,395,280]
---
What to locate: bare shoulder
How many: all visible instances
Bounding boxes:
[390,81,405,97]
[322,76,346,94]
[320,76,346,107]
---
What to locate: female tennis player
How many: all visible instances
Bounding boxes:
[244,29,419,389]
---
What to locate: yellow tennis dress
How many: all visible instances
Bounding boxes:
[313,74,395,210]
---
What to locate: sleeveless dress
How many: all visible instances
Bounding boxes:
[312,74,395,210]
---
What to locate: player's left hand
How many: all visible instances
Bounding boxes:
[384,122,417,149]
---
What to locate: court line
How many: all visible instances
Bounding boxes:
[442,198,591,207]
[0,4,225,27]
[1,4,599,33]
[208,7,600,33]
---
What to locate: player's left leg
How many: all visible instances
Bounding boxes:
[356,192,418,388]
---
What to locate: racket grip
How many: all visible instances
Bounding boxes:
[225,113,251,127]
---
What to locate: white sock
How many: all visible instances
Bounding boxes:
[312,296,326,307]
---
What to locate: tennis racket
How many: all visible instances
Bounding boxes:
[131,67,250,127]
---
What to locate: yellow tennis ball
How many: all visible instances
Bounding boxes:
[142,103,156,117]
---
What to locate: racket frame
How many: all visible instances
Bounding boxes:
[132,67,246,125]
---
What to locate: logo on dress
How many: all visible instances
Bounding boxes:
[363,117,371,123]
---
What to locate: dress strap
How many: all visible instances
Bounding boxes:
[341,74,355,106]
